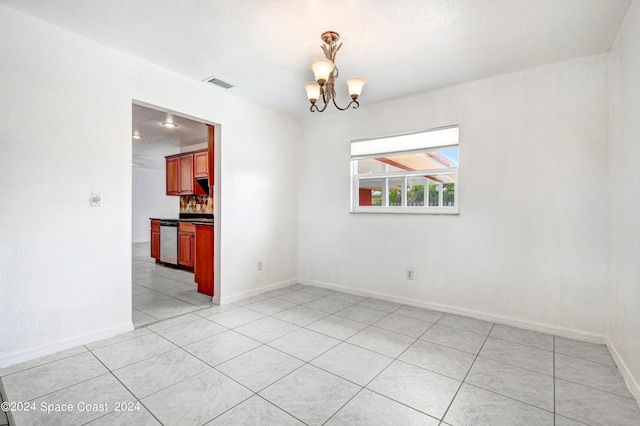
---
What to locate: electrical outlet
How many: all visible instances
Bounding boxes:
[257,261,263,271]
[406,267,414,280]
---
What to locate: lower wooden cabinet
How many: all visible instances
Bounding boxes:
[195,225,214,296]
[178,222,195,269]
[150,220,160,259]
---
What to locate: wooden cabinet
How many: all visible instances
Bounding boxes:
[195,224,214,296]
[150,220,161,259]
[166,154,192,195]
[178,222,195,269]
[165,158,180,195]
[194,150,208,179]
[165,149,209,196]
[179,155,194,194]
[193,150,208,195]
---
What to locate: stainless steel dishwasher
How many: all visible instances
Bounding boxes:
[159,220,178,264]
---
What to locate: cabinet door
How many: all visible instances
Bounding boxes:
[178,231,195,268]
[179,155,194,194]
[151,230,160,259]
[150,220,160,259]
[195,225,214,296]
[194,151,208,179]
[166,157,180,195]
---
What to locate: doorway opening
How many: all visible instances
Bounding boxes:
[131,101,220,327]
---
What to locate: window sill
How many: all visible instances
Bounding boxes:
[350,206,459,215]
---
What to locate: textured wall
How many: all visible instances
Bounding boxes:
[132,168,179,243]
[0,4,299,366]
[608,0,640,400]
[299,54,610,338]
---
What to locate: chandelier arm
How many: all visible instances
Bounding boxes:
[311,101,330,113]
[319,90,330,111]
[311,91,330,112]
[331,97,360,111]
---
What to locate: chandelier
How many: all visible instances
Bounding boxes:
[304,31,366,113]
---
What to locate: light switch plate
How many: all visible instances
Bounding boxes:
[90,192,102,207]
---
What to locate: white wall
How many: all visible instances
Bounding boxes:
[131,167,178,243]
[608,0,640,400]
[0,4,299,367]
[299,54,610,338]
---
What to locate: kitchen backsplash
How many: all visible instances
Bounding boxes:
[180,193,213,214]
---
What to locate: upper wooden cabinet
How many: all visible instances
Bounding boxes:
[194,151,208,179]
[179,154,194,194]
[166,157,180,195]
[165,148,208,196]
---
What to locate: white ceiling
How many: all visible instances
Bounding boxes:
[131,104,209,170]
[1,0,630,121]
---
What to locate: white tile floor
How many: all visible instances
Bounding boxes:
[130,243,213,328]
[0,245,639,425]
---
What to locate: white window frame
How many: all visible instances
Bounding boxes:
[350,126,459,214]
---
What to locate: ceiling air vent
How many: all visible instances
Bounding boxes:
[204,76,235,89]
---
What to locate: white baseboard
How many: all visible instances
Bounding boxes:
[299,278,607,344]
[301,279,640,398]
[220,278,298,304]
[607,338,640,405]
[0,322,133,369]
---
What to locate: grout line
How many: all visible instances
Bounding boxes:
[414,335,487,357]
[320,387,365,425]
[84,351,164,426]
[254,394,309,425]
[483,335,555,352]
[439,322,496,422]
[2,372,117,420]
[457,382,557,414]
[0,348,91,379]
[323,313,443,423]
[553,376,637,400]
[554,350,619,368]
[473,353,554,378]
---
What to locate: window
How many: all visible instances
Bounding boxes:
[350,126,459,214]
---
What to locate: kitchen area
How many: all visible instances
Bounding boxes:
[131,103,217,327]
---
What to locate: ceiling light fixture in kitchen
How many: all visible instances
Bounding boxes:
[303,31,366,113]
[162,118,178,128]
[132,131,141,140]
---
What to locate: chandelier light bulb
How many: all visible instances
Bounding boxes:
[310,58,334,85]
[345,76,367,99]
[304,82,321,103]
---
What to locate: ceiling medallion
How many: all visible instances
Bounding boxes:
[304,31,366,113]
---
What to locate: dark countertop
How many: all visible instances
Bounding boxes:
[179,213,213,220]
[187,218,214,225]
[150,218,214,225]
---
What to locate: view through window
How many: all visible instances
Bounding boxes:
[350,126,459,213]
